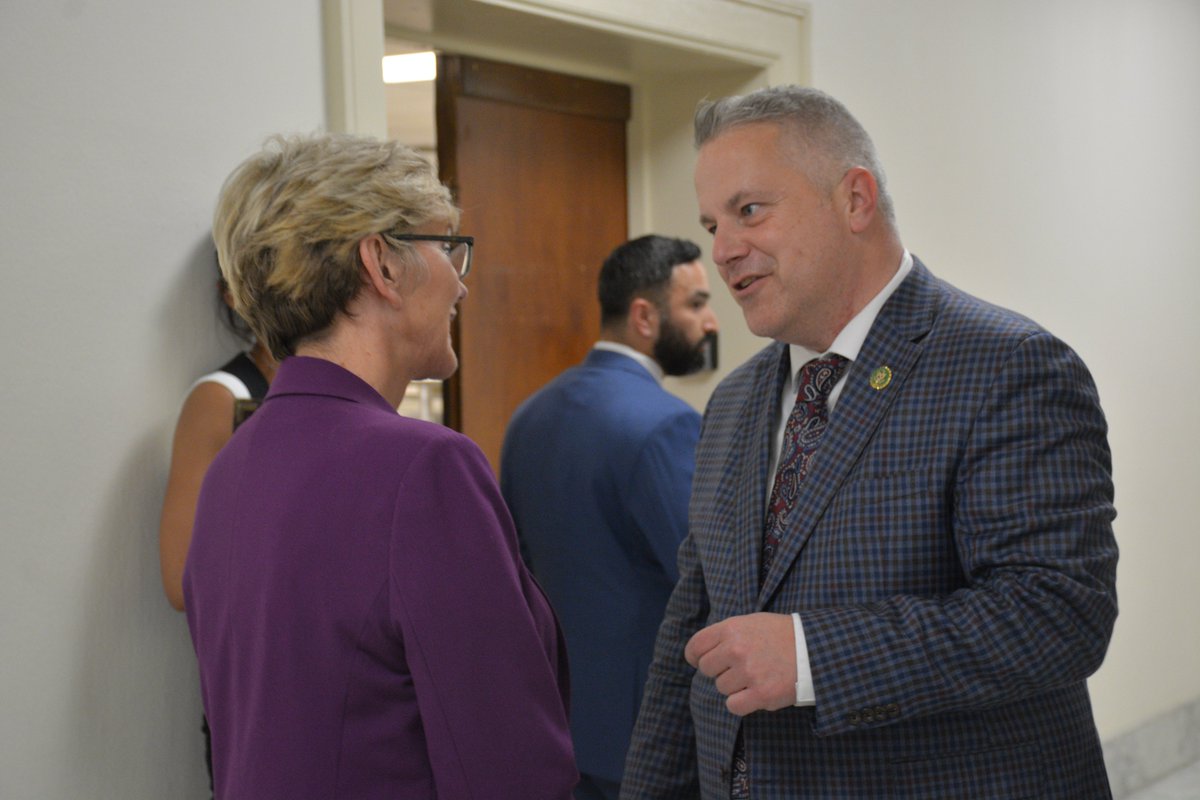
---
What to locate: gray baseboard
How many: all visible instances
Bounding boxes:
[1103,695,1200,799]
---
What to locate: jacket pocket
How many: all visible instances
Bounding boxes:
[890,743,1045,799]
[839,468,934,505]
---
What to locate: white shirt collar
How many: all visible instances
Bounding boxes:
[593,340,664,383]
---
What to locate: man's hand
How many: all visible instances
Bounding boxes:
[684,612,796,716]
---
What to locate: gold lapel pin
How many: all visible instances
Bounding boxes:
[869,365,893,390]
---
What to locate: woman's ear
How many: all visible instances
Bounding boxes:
[358,235,404,308]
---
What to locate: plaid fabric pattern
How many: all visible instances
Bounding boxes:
[621,259,1117,799]
[733,354,848,798]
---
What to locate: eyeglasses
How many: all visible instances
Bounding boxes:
[385,233,474,278]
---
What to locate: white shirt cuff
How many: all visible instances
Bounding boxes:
[792,612,815,706]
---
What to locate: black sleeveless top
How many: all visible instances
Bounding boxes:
[217,352,270,399]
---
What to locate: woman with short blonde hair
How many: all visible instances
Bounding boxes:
[186,133,577,799]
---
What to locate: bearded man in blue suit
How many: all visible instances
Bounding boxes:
[502,235,719,800]
[621,87,1118,798]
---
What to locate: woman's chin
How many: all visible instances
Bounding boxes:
[415,353,458,382]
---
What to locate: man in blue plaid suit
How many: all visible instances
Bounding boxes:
[621,86,1117,798]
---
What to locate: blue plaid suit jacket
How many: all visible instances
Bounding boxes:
[622,259,1118,799]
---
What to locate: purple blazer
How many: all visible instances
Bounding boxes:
[184,356,577,799]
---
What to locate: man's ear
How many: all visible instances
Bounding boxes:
[842,166,880,234]
[358,235,404,308]
[629,296,660,341]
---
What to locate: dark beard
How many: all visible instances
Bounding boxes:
[654,319,711,376]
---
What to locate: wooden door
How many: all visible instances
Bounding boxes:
[436,55,630,471]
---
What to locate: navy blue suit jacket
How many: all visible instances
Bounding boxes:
[501,348,701,783]
[622,260,1118,798]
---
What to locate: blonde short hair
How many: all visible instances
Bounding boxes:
[212,133,459,359]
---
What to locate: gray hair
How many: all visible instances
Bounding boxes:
[695,86,895,225]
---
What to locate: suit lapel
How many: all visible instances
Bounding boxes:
[703,344,788,614]
[757,260,941,606]
[733,344,789,612]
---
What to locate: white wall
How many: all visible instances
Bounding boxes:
[799,0,1200,739]
[0,2,326,797]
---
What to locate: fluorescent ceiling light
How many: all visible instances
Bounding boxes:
[382,52,436,84]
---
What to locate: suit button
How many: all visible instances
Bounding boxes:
[720,766,730,781]
[848,711,861,726]
[887,703,900,718]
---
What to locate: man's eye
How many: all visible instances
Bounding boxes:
[740,203,760,217]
